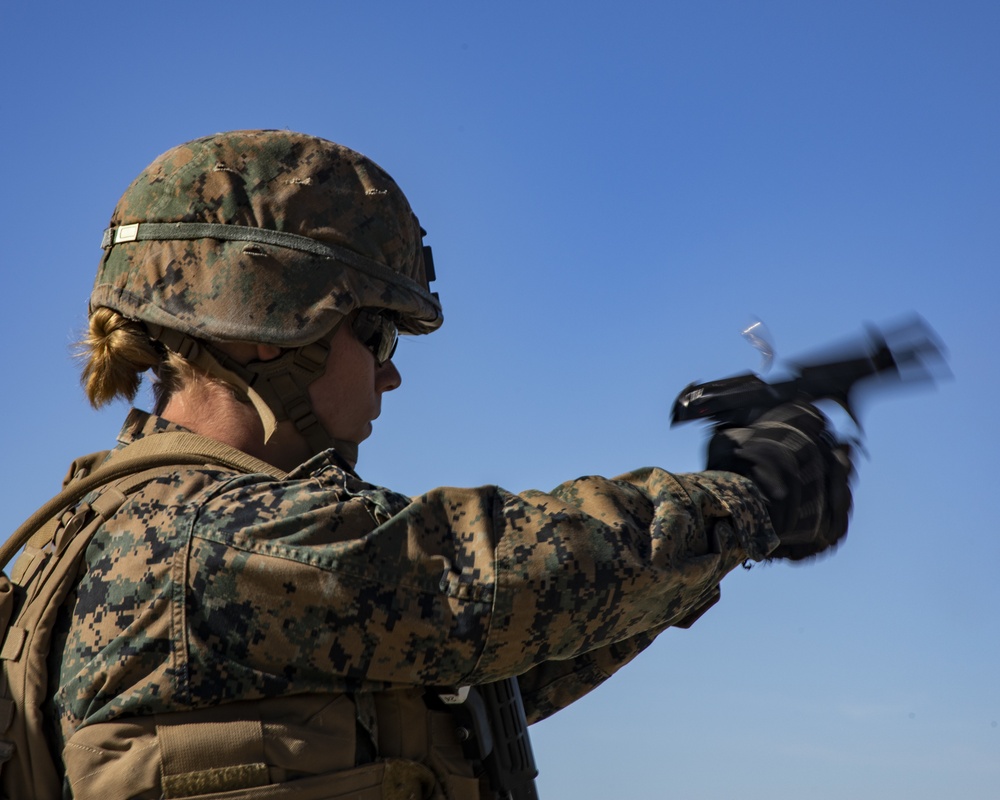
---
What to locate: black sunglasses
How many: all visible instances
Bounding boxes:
[352,309,399,366]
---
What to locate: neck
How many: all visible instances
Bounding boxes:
[160,380,312,472]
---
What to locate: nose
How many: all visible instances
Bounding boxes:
[376,359,402,393]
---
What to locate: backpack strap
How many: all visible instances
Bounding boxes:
[0,432,288,798]
[0,432,286,572]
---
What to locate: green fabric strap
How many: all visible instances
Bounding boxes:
[101,221,435,304]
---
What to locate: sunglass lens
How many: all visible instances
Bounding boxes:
[355,311,398,365]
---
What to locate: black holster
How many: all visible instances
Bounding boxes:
[437,677,539,800]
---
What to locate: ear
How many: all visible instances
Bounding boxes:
[255,343,282,362]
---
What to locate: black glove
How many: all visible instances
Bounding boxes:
[706,403,853,561]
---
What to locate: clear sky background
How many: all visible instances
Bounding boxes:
[2,2,996,797]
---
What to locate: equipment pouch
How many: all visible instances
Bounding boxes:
[158,760,436,800]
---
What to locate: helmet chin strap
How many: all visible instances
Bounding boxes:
[145,323,360,466]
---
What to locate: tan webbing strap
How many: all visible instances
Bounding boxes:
[145,324,284,444]
[145,323,361,464]
[157,714,268,798]
[113,431,286,479]
[0,432,286,571]
[10,518,60,586]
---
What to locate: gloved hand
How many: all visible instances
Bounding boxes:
[706,403,854,561]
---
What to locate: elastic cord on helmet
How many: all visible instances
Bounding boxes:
[145,322,359,466]
[102,221,437,314]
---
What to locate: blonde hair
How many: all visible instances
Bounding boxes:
[78,307,229,412]
[79,308,160,408]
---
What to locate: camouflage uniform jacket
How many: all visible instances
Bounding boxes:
[45,409,778,787]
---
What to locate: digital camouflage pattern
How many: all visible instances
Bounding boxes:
[46,409,778,794]
[29,129,790,798]
[91,131,442,346]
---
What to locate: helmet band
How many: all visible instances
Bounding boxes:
[102,221,437,309]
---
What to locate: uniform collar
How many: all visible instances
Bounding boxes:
[116,408,194,448]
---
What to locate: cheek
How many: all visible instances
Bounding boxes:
[323,335,374,389]
[310,340,378,422]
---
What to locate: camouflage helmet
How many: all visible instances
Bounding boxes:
[92,129,443,346]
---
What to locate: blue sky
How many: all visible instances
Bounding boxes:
[2,2,997,797]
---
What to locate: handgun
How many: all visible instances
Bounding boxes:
[671,316,947,430]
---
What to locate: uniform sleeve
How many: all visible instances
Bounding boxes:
[181,466,777,705]
[516,626,664,724]
[468,469,775,682]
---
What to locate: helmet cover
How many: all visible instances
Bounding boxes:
[92,130,443,346]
